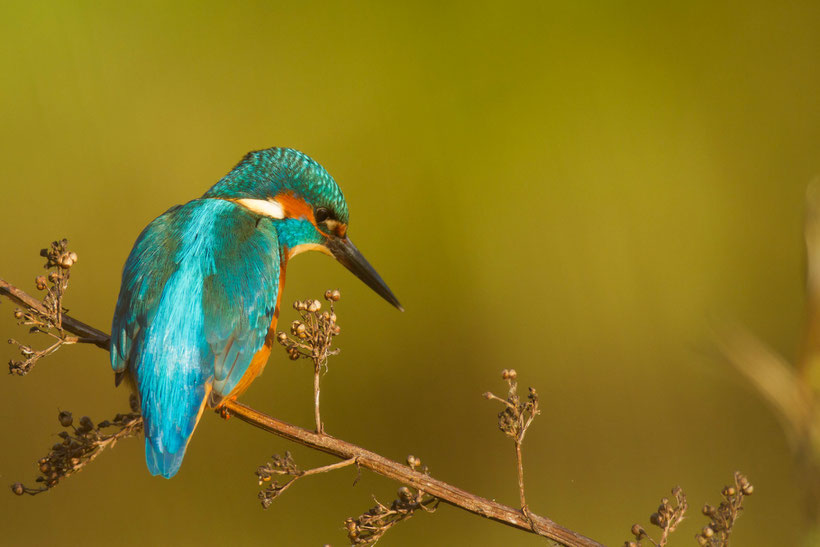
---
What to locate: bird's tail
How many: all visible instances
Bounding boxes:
[142,384,212,479]
[145,441,187,479]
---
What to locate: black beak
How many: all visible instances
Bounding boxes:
[327,237,403,311]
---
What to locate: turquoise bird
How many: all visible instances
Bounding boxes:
[110,148,401,478]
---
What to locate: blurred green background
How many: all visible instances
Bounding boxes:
[1,2,818,545]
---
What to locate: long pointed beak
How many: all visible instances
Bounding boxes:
[326,237,403,311]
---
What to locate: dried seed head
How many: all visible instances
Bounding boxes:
[58,411,73,427]
[630,524,645,538]
[78,416,94,431]
[324,289,334,301]
[702,526,714,538]
[276,332,288,345]
[723,486,736,497]
[307,300,321,313]
[290,321,305,335]
[330,289,341,301]
[702,504,715,516]
[397,486,414,502]
[741,484,754,495]
[649,512,661,526]
[35,276,47,290]
[11,483,25,496]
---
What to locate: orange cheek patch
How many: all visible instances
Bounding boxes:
[275,192,315,222]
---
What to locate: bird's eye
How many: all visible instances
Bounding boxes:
[314,207,331,223]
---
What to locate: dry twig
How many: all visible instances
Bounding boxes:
[484,368,541,527]
[6,240,84,375]
[10,397,143,495]
[256,450,359,508]
[274,289,342,434]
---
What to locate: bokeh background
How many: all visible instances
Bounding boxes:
[1,2,819,545]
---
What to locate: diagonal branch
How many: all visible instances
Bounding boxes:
[1,276,603,547]
[0,279,109,350]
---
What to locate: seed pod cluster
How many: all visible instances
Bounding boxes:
[695,472,753,546]
[12,408,143,495]
[344,474,439,545]
[276,290,342,364]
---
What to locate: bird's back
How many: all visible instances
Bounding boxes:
[111,198,282,477]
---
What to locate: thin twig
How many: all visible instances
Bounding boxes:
[515,441,527,510]
[314,361,323,434]
[1,276,603,547]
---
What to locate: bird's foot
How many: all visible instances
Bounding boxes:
[218,406,231,420]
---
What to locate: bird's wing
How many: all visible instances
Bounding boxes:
[204,208,281,399]
[110,198,281,478]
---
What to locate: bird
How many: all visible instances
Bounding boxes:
[110,148,401,478]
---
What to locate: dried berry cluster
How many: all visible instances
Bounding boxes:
[483,368,541,519]
[8,239,78,375]
[624,472,753,547]
[696,472,753,546]
[39,238,77,323]
[256,451,304,508]
[484,369,540,443]
[345,455,439,545]
[276,289,343,433]
[276,289,341,364]
[10,396,143,495]
[625,486,687,547]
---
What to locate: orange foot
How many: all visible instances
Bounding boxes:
[218,406,231,420]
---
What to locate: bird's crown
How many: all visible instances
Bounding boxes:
[203,148,349,224]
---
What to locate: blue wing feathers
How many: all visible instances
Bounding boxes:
[111,199,281,478]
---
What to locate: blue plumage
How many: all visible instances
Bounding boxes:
[112,148,400,478]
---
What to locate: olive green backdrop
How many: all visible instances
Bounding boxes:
[1,2,818,545]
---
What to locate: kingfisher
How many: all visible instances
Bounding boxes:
[110,148,401,478]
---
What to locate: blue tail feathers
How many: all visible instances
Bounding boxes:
[145,438,187,479]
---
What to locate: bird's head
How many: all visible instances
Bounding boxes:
[204,148,402,311]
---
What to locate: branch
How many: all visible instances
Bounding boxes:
[223,400,600,546]
[1,276,603,547]
[0,278,109,350]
